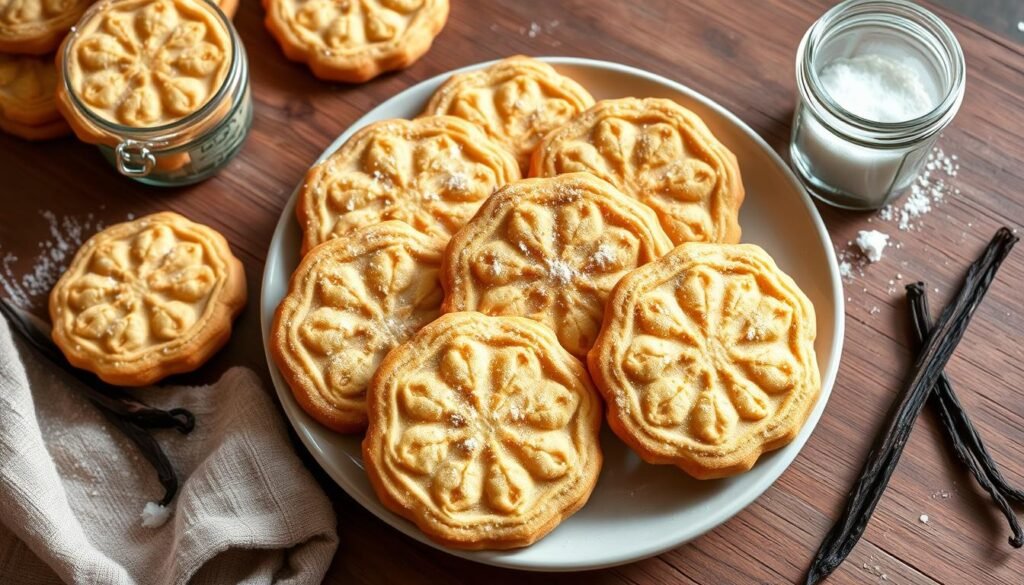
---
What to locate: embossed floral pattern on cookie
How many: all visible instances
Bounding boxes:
[0,53,70,139]
[364,312,602,549]
[271,221,443,432]
[49,212,246,386]
[424,56,594,172]
[297,116,520,254]
[588,243,819,479]
[0,0,93,54]
[532,97,745,245]
[443,173,672,357]
[64,0,231,127]
[263,0,448,82]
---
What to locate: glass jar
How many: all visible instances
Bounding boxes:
[57,0,252,187]
[789,0,965,210]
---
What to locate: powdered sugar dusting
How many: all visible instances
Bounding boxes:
[443,172,468,192]
[1,210,107,307]
[546,258,576,284]
[592,243,616,269]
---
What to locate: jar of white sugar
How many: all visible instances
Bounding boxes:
[790,0,965,210]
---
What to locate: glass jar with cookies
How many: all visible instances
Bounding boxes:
[56,0,251,186]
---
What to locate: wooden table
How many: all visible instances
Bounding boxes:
[3,1,1023,583]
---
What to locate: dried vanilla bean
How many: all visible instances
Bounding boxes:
[805,227,1018,585]
[0,298,194,505]
[909,286,1024,546]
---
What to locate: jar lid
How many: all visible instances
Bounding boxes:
[57,0,236,144]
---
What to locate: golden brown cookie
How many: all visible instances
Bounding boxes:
[442,172,673,357]
[423,56,595,173]
[271,221,443,433]
[588,243,819,479]
[57,0,232,132]
[263,0,448,83]
[0,53,70,140]
[363,311,603,549]
[531,97,745,245]
[49,212,246,386]
[0,0,93,54]
[297,115,520,255]
[216,0,238,18]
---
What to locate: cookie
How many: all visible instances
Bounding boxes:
[0,0,93,54]
[0,53,70,140]
[49,212,246,386]
[423,56,594,173]
[588,243,819,479]
[271,221,444,433]
[56,0,232,133]
[531,97,745,245]
[442,172,673,357]
[297,115,520,255]
[263,0,448,83]
[216,0,238,18]
[363,311,603,549]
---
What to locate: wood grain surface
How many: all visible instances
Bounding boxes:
[2,1,1023,583]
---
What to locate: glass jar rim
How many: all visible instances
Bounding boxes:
[60,0,240,143]
[796,0,965,148]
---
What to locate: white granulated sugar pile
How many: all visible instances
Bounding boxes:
[0,210,106,307]
[838,260,853,279]
[877,147,959,232]
[855,229,889,263]
[819,55,934,122]
[140,501,171,528]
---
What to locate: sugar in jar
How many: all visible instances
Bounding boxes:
[789,0,965,210]
[57,0,251,186]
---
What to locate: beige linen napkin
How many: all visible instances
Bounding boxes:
[0,317,339,584]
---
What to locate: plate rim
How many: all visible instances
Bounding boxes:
[259,56,845,572]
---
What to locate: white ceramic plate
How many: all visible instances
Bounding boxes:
[260,57,844,572]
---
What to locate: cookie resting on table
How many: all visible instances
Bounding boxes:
[49,212,246,386]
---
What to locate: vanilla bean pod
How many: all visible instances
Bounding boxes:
[909,286,1024,546]
[805,227,1019,585]
[0,298,193,505]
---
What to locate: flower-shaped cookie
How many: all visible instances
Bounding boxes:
[297,115,520,255]
[364,311,602,549]
[263,0,448,82]
[443,173,672,357]
[49,212,246,386]
[531,97,745,245]
[0,0,93,54]
[423,56,595,172]
[0,53,70,139]
[589,243,819,479]
[59,0,232,130]
[271,221,443,432]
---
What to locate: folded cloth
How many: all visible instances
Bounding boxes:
[0,317,339,584]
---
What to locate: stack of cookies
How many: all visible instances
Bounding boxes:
[0,0,239,141]
[0,0,85,139]
[271,56,821,549]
